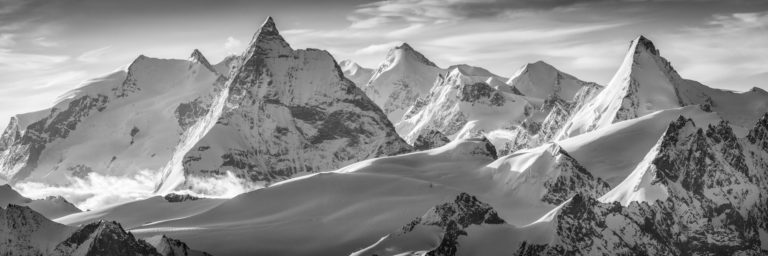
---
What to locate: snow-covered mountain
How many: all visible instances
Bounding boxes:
[363,43,446,122]
[560,35,768,139]
[0,184,80,219]
[154,17,411,193]
[339,59,374,88]
[395,65,533,152]
[0,49,232,186]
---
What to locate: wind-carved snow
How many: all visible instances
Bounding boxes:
[155,17,411,193]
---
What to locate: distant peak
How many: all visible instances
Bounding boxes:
[396,42,413,50]
[524,60,556,71]
[633,35,659,56]
[387,42,438,68]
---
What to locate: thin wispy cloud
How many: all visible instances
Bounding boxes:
[77,46,112,63]
[355,41,404,55]
[0,49,68,70]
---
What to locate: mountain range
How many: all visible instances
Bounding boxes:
[1,16,767,255]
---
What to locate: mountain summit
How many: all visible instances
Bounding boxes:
[560,35,768,138]
[156,17,411,193]
[362,42,445,123]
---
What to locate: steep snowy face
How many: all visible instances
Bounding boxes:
[156,17,412,193]
[507,61,596,100]
[517,114,768,255]
[0,205,74,255]
[340,59,374,88]
[562,36,768,139]
[0,49,226,185]
[363,43,445,122]
[52,220,161,256]
[396,66,534,152]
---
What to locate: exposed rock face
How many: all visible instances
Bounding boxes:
[413,130,451,151]
[163,193,202,203]
[52,220,161,256]
[515,115,768,255]
[1,184,81,219]
[0,205,74,255]
[539,147,611,205]
[156,17,412,193]
[354,193,507,256]
[146,235,213,256]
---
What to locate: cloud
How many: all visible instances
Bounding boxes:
[0,48,68,71]
[35,70,88,89]
[354,41,404,55]
[77,46,112,63]
[14,170,158,210]
[665,11,768,89]
[224,36,242,51]
[32,36,58,47]
[0,33,15,47]
[13,169,256,210]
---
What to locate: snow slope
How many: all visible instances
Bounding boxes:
[56,193,226,229]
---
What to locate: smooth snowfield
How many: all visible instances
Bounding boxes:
[55,195,226,229]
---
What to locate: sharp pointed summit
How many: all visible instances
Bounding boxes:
[189,49,216,73]
[244,16,291,58]
[362,42,444,122]
[155,17,411,193]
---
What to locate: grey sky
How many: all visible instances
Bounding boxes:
[1,0,767,128]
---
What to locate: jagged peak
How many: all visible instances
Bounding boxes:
[244,16,291,55]
[188,49,216,71]
[632,35,660,56]
[259,16,279,36]
[747,112,768,149]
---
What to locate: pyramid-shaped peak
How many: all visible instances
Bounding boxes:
[387,42,437,67]
[632,35,659,56]
[259,16,279,35]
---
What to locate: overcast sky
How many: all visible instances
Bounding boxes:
[1,0,767,128]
